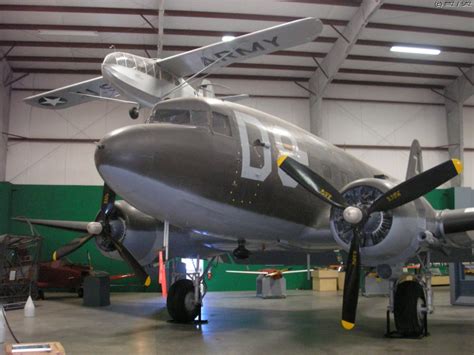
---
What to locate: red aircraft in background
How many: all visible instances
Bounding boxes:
[36,259,134,299]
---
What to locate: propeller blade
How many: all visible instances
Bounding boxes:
[368,159,463,213]
[110,239,151,287]
[100,184,116,218]
[278,155,348,209]
[341,227,362,330]
[53,234,94,261]
[13,217,90,232]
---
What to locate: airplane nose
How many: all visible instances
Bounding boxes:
[95,125,154,188]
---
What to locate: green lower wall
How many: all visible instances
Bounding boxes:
[0,182,12,235]
[425,188,455,210]
[0,182,456,292]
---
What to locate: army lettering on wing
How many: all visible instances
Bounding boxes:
[234,42,265,56]
[200,36,280,67]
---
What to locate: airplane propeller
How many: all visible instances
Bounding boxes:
[52,184,151,287]
[278,155,462,330]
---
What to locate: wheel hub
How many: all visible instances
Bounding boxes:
[184,291,196,312]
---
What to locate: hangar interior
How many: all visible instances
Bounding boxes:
[0,0,473,354]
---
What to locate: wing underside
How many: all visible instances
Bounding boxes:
[23,76,120,110]
[158,17,323,77]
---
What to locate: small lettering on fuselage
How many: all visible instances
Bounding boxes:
[201,36,280,66]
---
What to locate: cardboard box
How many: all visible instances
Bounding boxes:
[338,272,345,290]
[312,278,338,291]
[432,275,450,286]
[311,269,338,279]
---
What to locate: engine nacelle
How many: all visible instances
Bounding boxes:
[94,200,164,265]
[330,177,437,266]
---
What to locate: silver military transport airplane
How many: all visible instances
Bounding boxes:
[18,18,474,338]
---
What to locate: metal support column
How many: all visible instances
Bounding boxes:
[0,61,12,181]
[444,66,473,187]
[163,220,169,261]
[308,0,383,136]
[157,0,165,58]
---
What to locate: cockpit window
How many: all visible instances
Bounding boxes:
[212,112,232,136]
[154,110,190,125]
[151,109,209,127]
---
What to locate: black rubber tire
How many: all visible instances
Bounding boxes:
[77,287,84,298]
[167,279,199,323]
[394,281,426,337]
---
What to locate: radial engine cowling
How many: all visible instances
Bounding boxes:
[94,200,164,265]
[330,177,437,266]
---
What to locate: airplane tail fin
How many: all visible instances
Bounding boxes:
[406,139,424,180]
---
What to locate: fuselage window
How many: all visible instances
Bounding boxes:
[125,54,135,68]
[212,112,232,136]
[155,67,175,84]
[192,111,210,127]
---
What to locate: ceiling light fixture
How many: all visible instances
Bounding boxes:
[38,30,99,37]
[222,35,236,42]
[390,46,441,55]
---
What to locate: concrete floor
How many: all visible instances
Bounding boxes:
[2,287,474,355]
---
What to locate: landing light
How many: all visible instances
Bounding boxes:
[390,46,440,56]
[222,35,236,42]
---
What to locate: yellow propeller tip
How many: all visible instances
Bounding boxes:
[52,251,57,261]
[277,155,288,167]
[341,320,355,330]
[144,276,152,287]
[452,159,463,174]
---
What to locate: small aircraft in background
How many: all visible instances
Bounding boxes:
[226,268,311,280]
[23,17,323,119]
[36,256,135,299]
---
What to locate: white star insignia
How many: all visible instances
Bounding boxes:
[39,96,67,107]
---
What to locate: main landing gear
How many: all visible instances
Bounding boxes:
[384,252,432,338]
[166,256,216,325]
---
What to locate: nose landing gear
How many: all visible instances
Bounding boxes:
[166,256,216,325]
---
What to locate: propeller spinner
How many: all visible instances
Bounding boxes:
[278,155,462,330]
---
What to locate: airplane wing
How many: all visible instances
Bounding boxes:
[157,17,323,77]
[226,270,269,275]
[23,76,121,110]
[281,269,313,274]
